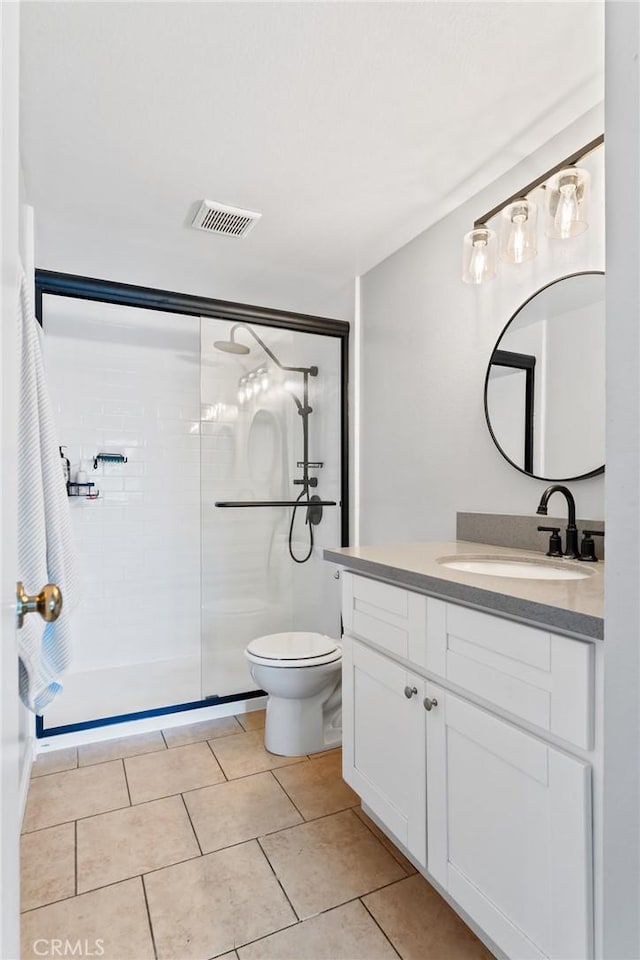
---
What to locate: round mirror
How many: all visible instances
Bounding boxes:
[484,271,605,481]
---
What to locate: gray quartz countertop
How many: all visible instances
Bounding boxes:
[323,540,604,641]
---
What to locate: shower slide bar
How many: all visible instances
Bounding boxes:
[215,500,337,508]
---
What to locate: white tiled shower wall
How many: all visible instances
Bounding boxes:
[42,296,201,725]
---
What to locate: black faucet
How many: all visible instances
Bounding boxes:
[536,485,580,559]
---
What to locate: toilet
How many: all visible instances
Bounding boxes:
[245,631,342,756]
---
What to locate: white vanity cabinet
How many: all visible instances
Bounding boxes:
[340,571,595,960]
[342,637,427,867]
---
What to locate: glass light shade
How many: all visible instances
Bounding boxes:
[237,376,249,404]
[462,228,497,284]
[499,200,537,264]
[544,167,590,239]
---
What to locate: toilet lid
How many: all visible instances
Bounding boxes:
[247,631,338,661]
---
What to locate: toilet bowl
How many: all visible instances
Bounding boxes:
[245,631,342,756]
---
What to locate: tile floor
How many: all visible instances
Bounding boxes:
[21,709,493,960]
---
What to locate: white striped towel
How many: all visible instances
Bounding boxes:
[17,264,77,713]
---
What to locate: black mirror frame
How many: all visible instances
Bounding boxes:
[483,270,605,483]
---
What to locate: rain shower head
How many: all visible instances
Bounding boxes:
[215,323,315,379]
[213,339,250,355]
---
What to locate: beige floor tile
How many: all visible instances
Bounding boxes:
[210,729,306,780]
[23,761,129,833]
[77,795,200,892]
[20,823,76,912]
[309,746,342,759]
[184,772,302,853]
[124,741,225,804]
[144,839,296,959]
[259,809,407,920]
[21,877,154,960]
[31,746,77,778]
[163,715,244,748]
[273,752,359,820]
[238,900,399,960]
[78,730,166,767]
[364,874,494,960]
[353,808,418,875]
[236,709,266,731]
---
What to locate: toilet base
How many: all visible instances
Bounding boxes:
[264,683,342,756]
[246,637,342,757]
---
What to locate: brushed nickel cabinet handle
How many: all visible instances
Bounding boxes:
[423,697,438,712]
[404,685,418,699]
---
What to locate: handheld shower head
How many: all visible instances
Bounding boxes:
[213,339,250,355]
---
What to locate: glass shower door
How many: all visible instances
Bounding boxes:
[200,318,343,699]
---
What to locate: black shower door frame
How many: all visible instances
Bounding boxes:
[34,269,350,738]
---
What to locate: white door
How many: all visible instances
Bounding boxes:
[342,635,426,866]
[425,683,593,960]
[0,3,22,958]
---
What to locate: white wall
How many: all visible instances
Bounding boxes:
[0,4,22,956]
[359,106,605,544]
[42,297,202,726]
[17,197,34,794]
[602,4,640,957]
[34,219,355,326]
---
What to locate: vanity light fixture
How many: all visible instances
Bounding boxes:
[462,133,603,284]
[500,199,537,264]
[462,228,497,284]
[544,167,590,239]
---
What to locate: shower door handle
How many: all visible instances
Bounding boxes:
[16,581,63,629]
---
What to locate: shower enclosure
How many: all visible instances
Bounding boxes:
[201,316,343,699]
[35,272,348,735]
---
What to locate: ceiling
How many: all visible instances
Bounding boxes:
[20,2,604,313]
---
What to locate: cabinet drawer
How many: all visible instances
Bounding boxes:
[427,601,594,749]
[342,572,427,664]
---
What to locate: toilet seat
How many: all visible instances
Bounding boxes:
[246,631,341,669]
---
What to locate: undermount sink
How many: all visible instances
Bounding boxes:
[437,555,593,581]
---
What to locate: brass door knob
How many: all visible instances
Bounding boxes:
[16,581,63,629]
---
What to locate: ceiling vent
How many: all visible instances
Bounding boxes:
[191,199,261,238]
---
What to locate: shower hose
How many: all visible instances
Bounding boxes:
[288,487,314,564]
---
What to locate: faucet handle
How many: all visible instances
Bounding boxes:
[537,525,563,558]
[579,530,604,562]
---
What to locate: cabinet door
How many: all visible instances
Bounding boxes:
[426,684,592,960]
[342,634,426,867]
